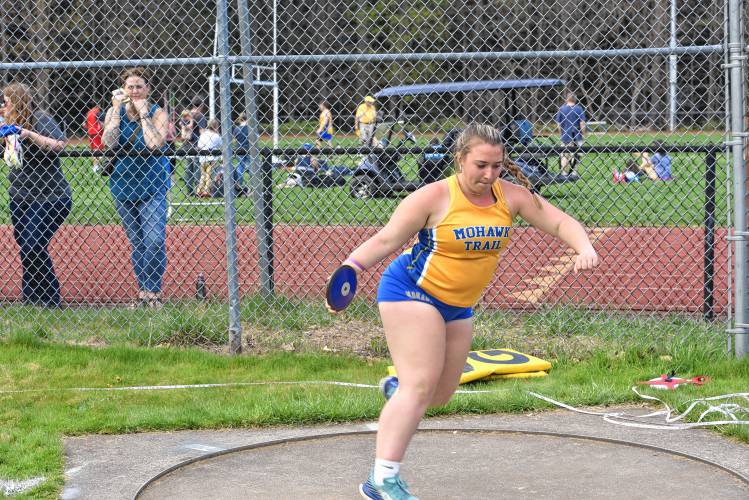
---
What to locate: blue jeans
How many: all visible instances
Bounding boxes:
[10,197,72,307]
[235,155,251,186]
[114,192,167,293]
[183,157,200,195]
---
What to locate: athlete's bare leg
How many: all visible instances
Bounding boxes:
[429,317,473,407]
[375,300,446,461]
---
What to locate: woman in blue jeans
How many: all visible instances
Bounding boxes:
[102,67,170,308]
[3,83,70,307]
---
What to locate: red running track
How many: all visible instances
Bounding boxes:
[0,224,729,313]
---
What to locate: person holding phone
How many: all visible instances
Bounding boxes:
[102,67,170,308]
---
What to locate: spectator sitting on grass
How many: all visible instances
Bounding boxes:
[196,119,222,197]
[277,158,304,189]
[277,143,323,189]
[297,142,352,179]
[277,143,352,189]
[649,141,673,181]
[613,142,673,183]
[612,157,643,183]
[296,142,325,171]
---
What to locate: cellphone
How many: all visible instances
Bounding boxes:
[112,89,131,104]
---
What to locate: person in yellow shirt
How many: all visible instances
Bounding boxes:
[329,123,599,500]
[315,100,334,149]
[354,95,377,147]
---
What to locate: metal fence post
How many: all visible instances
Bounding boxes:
[236,0,273,299]
[216,0,242,354]
[727,0,747,358]
[703,150,716,321]
[260,149,275,294]
[668,0,678,131]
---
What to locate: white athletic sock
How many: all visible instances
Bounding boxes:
[373,458,401,484]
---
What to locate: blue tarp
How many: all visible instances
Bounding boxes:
[374,79,566,98]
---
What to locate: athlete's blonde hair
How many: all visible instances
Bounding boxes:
[453,122,542,208]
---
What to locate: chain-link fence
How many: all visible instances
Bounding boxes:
[0,0,746,357]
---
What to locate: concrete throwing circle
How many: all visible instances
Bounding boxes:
[136,429,749,500]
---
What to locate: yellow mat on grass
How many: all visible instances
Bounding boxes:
[387,348,551,384]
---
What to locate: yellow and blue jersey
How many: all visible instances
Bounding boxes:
[318,109,333,135]
[404,175,513,307]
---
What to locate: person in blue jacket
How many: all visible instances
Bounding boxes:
[555,94,587,176]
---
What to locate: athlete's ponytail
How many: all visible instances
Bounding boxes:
[453,123,542,209]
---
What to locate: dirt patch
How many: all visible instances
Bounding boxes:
[300,320,385,356]
[241,319,385,357]
[237,319,609,361]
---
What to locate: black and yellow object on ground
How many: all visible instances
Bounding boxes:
[387,349,551,384]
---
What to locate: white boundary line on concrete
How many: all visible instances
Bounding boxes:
[0,477,45,496]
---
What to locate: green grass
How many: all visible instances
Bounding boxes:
[0,131,726,227]
[0,299,728,353]
[0,325,747,499]
[273,119,725,145]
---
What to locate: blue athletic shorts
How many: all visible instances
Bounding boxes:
[318,131,333,141]
[377,254,473,322]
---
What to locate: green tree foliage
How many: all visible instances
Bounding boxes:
[0,0,727,134]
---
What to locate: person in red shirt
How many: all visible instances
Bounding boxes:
[85,104,105,172]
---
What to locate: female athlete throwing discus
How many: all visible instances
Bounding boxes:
[327,123,599,499]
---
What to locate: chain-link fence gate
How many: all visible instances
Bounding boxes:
[0,0,746,358]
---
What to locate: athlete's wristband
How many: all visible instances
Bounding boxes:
[346,257,366,272]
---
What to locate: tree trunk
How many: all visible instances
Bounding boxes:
[32,0,51,110]
[646,0,669,129]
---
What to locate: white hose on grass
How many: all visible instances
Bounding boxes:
[528,388,749,430]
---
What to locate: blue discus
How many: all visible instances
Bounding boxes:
[0,124,21,138]
[325,264,358,312]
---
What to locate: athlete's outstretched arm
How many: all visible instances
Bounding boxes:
[504,181,599,273]
[344,186,438,271]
